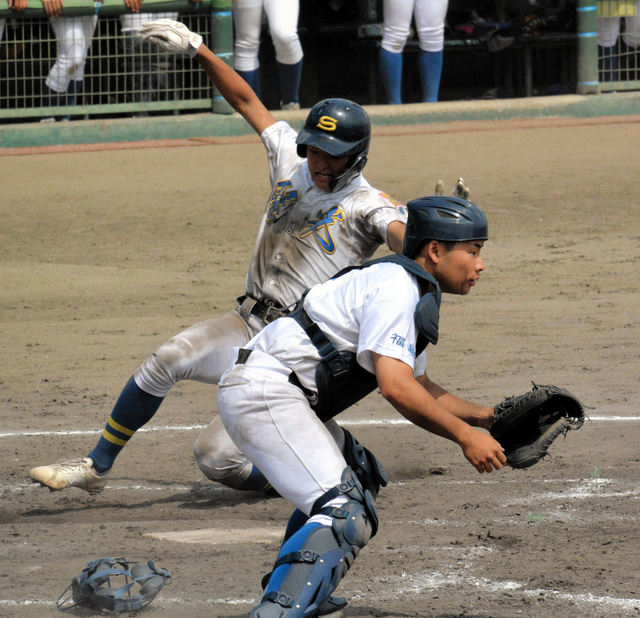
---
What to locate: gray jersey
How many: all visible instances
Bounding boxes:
[245,121,408,308]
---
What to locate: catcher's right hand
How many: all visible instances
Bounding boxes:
[435,177,470,200]
[139,19,203,58]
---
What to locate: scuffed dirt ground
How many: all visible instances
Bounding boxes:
[1,115,639,618]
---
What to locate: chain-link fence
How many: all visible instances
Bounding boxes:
[596,0,640,89]
[0,0,232,122]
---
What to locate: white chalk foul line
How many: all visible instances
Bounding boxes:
[0,415,637,439]
[354,544,640,613]
[377,570,640,612]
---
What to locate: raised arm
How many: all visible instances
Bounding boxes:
[139,19,276,135]
[194,44,276,135]
[372,353,505,473]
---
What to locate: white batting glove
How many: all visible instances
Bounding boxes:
[434,177,470,200]
[138,19,203,58]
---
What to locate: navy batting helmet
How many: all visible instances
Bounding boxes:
[402,196,489,258]
[296,98,371,192]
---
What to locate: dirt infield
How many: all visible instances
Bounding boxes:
[1,116,639,618]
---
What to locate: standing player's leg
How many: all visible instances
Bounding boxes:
[42,15,97,120]
[231,0,264,99]
[597,16,621,82]
[414,0,447,102]
[379,0,413,104]
[29,309,256,493]
[264,0,303,109]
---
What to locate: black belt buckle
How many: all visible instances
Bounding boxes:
[236,348,253,365]
[263,306,282,324]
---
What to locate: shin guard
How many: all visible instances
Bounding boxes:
[252,468,377,618]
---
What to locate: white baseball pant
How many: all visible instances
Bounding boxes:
[381,0,449,53]
[46,15,97,93]
[133,302,308,488]
[597,1,640,48]
[217,349,347,515]
[232,0,303,71]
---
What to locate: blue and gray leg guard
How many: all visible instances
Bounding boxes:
[261,510,347,617]
[341,428,388,499]
[252,468,378,618]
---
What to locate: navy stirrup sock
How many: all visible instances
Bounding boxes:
[235,465,274,492]
[419,49,443,103]
[379,48,403,104]
[88,376,164,473]
[283,508,309,542]
[277,59,302,106]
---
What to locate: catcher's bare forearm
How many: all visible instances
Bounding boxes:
[416,373,494,429]
[373,354,505,473]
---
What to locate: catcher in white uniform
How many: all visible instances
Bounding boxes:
[215,195,505,618]
[29,18,468,499]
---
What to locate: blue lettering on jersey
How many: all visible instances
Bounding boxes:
[300,205,344,254]
[408,343,416,357]
[390,333,406,348]
[267,180,299,223]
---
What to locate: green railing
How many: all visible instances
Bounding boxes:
[0,0,233,120]
[1,0,638,124]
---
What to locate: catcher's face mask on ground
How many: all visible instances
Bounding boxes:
[57,557,172,613]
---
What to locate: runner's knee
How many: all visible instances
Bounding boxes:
[193,417,253,487]
[134,335,197,397]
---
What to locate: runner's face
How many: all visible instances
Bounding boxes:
[306,147,351,191]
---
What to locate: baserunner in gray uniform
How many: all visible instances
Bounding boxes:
[29,18,468,497]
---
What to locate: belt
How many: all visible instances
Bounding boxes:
[235,347,318,406]
[237,295,290,325]
[236,348,253,365]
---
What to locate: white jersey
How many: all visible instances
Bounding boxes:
[244,262,422,392]
[245,121,408,308]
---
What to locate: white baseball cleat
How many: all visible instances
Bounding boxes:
[29,457,110,494]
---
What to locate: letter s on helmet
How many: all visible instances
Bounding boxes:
[402,196,489,258]
[296,98,371,192]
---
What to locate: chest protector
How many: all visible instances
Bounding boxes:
[288,254,441,422]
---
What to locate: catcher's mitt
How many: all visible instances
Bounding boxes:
[490,383,585,469]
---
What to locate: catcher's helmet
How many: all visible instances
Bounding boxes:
[402,196,489,258]
[296,98,371,192]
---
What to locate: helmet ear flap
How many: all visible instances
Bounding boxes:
[328,150,368,193]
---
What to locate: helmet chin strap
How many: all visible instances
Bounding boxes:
[328,152,368,192]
